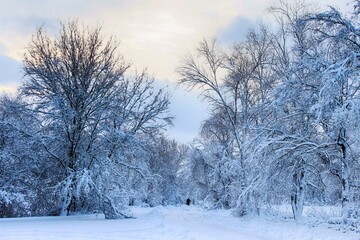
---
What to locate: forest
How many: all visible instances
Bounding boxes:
[0,0,359,231]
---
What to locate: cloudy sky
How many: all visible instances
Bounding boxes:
[0,0,350,143]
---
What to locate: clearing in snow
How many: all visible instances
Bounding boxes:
[0,205,358,240]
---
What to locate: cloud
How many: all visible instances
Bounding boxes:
[0,15,57,35]
[0,0,242,79]
[217,16,255,45]
[0,14,58,61]
[157,79,209,143]
[0,44,5,54]
[0,54,22,92]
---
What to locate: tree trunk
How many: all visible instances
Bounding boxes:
[338,128,350,223]
[291,162,305,222]
[60,172,78,216]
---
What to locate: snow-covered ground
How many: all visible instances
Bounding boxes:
[0,205,358,240]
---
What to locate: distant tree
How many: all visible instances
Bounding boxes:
[145,136,185,206]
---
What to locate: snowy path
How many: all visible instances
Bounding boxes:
[0,206,358,240]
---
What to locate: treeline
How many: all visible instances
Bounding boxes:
[179,0,360,224]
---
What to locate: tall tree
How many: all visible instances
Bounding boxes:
[21,21,173,219]
[305,4,360,222]
[178,28,276,215]
[22,20,131,218]
[265,0,322,221]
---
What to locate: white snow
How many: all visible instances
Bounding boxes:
[0,205,358,240]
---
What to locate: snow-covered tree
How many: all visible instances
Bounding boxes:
[178,27,276,215]
[0,96,47,217]
[20,20,173,219]
[304,4,360,222]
